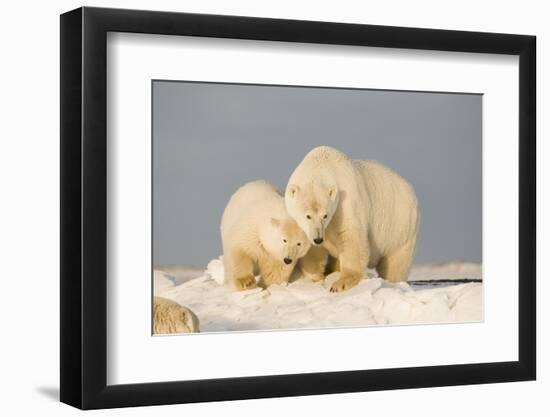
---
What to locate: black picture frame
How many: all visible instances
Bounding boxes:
[60,6,536,410]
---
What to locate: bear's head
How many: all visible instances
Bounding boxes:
[284,180,339,246]
[259,217,311,265]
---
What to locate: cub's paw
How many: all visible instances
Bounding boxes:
[302,271,325,283]
[330,276,361,293]
[263,273,290,287]
[234,275,257,290]
[310,274,325,283]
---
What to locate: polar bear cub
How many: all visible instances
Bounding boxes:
[221,180,311,290]
[285,146,419,292]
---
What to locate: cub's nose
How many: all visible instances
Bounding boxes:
[313,238,324,245]
[284,257,293,265]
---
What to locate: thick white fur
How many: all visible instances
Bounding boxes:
[221,180,311,290]
[153,296,200,334]
[285,146,419,292]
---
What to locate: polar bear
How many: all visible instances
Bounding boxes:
[221,180,311,290]
[153,297,200,334]
[285,146,419,292]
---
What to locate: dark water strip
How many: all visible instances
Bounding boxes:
[409,278,482,287]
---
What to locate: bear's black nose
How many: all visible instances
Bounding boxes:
[284,257,292,265]
[313,238,324,245]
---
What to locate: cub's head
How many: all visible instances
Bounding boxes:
[284,181,339,246]
[259,217,311,265]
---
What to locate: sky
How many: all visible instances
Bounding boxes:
[153,81,481,267]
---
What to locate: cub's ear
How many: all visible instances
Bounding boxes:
[287,184,300,198]
[328,186,338,200]
[270,218,281,228]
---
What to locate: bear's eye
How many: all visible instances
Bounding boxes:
[306,215,311,220]
[283,239,287,243]
[297,242,301,246]
[323,214,328,219]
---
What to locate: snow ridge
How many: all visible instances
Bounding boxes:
[155,258,483,333]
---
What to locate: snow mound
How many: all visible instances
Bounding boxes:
[156,258,483,333]
[205,257,225,285]
[153,270,177,294]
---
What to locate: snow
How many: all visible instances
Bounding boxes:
[153,270,177,294]
[154,257,483,333]
[153,266,205,285]
[409,262,481,281]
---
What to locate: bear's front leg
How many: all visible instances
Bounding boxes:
[330,235,367,293]
[300,245,329,282]
[260,261,293,287]
[228,250,257,290]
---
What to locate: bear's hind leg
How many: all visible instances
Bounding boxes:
[300,245,329,282]
[376,239,416,283]
[324,255,340,275]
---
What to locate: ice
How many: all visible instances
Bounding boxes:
[153,270,176,294]
[205,257,225,284]
[154,258,483,333]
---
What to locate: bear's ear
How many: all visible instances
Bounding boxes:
[270,218,281,228]
[328,186,338,200]
[287,184,300,198]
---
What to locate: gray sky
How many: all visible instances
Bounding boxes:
[153,81,481,267]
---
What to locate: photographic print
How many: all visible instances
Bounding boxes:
[61,8,536,408]
[152,81,483,334]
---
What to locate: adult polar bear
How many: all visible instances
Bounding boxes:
[285,146,419,292]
